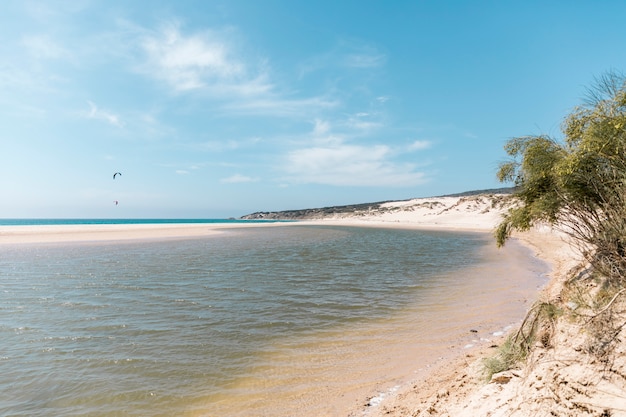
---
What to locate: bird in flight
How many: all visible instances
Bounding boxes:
[114,200,119,205]
[113,172,122,179]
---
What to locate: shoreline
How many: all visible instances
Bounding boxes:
[355,225,575,417]
[0,218,498,246]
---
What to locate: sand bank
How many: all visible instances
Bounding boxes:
[0,222,281,244]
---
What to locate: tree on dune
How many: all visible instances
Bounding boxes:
[496,71,626,284]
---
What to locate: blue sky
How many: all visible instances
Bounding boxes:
[2,1,626,218]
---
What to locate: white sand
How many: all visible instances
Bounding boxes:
[0,222,267,244]
[296,194,513,232]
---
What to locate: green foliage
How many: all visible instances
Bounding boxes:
[483,302,561,380]
[495,135,566,246]
[496,71,626,282]
[483,336,527,380]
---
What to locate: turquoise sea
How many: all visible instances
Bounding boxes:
[0,222,548,416]
[0,218,281,226]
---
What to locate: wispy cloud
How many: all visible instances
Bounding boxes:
[135,22,345,119]
[191,135,263,152]
[85,101,123,127]
[343,112,383,132]
[343,52,386,68]
[221,174,260,184]
[220,95,339,117]
[285,144,427,187]
[139,23,271,95]
[408,140,432,151]
[161,163,203,175]
[298,40,386,77]
[312,119,330,136]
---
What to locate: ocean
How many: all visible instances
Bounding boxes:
[0,222,548,416]
[0,218,281,226]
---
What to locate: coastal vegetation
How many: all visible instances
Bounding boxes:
[495,71,626,284]
[486,72,626,412]
[483,301,561,381]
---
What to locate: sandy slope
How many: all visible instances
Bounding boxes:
[288,194,513,232]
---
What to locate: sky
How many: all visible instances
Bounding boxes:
[2,1,626,218]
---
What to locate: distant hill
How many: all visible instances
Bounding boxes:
[240,187,515,220]
[436,187,516,198]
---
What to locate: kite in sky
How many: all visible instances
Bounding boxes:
[113,172,122,206]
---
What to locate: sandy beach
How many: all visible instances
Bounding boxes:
[0,222,257,245]
[4,194,619,416]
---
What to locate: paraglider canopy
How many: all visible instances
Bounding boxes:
[113,172,122,179]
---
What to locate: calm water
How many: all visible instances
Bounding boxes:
[0,225,547,416]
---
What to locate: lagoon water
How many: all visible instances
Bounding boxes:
[0,225,547,416]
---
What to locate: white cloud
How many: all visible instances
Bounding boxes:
[193,135,263,152]
[345,113,382,132]
[86,101,123,127]
[285,145,427,187]
[140,23,272,95]
[134,23,341,117]
[141,27,237,91]
[221,174,259,184]
[409,140,432,151]
[306,119,345,147]
[221,95,338,116]
[313,119,330,136]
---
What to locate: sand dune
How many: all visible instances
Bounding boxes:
[297,193,513,231]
